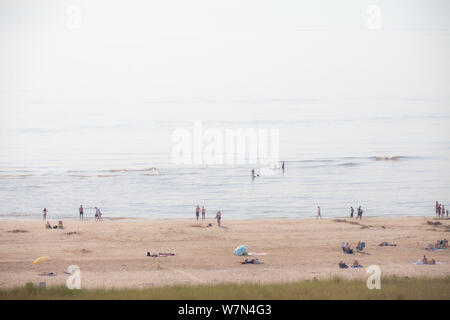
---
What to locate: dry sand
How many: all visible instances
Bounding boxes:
[0,216,449,289]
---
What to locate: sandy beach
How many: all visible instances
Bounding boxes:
[0,216,449,289]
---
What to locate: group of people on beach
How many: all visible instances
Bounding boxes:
[195,205,222,227]
[42,205,103,222]
[422,255,437,265]
[78,205,103,221]
[79,205,103,221]
[350,206,363,219]
[435,201,448,219]
[338,260,362,268]
[315,205,364,219]
[428,239,449,250]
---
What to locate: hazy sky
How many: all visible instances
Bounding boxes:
[1,1,450,124]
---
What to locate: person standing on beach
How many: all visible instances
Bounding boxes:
[79,205,84,221]
[357,206,363,220]
[95,207,103,222]
[282,161,285,173]
[350,207,354,218]
[438,203,442,219]
[42,208,47,221]
[436,201,440,217]
[201,206,206,220]
[316,206,321,219]
[446,209,449,219]
[195,205,200,221]
[442,205,445,220]
[215,210,222,227]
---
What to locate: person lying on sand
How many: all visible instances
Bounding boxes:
[378,242,396,246]
[352,260,362,268]
[338,261,348,268]
[241,258,260,264]
[146,252,175,257]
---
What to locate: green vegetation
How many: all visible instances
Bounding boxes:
[1,277,449,300]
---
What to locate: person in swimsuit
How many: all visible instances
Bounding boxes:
[79,205,84,221]
[316,206,321,219]
[42,208,47,221]
[201,206,206,220]
[350,207,354,218]
[216,210,221,227]
[95,207,100,222]
[195,205,200,221]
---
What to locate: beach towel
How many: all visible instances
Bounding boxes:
[425,246,446,252]
[351,265,363,268]
[247,252,266,256]
[412,260,441,265]
[158,253,176,257]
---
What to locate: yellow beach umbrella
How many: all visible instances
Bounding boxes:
[32,256,50,265]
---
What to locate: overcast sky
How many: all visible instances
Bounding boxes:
[1,0,449,123]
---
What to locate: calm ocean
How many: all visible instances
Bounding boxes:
[0,100,449,220]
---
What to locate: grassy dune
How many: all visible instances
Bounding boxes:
[1,277,449,300]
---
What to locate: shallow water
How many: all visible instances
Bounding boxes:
[0,100,449,220]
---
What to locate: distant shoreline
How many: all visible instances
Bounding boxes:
[0,214,443,223]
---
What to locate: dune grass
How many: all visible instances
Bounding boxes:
[1,277,449,300]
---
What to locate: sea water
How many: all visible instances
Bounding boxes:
[0,100,449,220]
